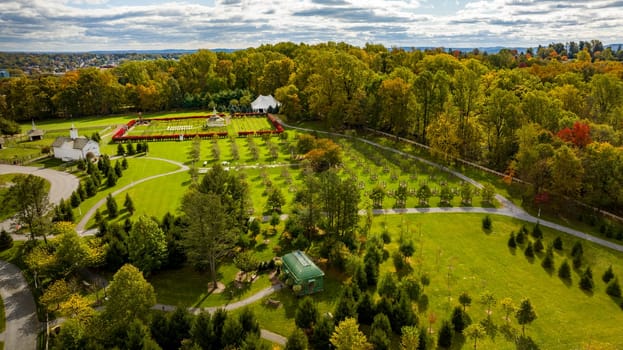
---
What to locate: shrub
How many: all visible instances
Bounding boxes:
[558,260,572,281]
[482,215,492,231]
[524,242,534,258]
[508,232,517,248]
[0,229,13,251]
[602,265,615,283]
[606,279,622,298]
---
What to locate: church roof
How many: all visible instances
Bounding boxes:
[52,136,90,150]
[27,129,44,137]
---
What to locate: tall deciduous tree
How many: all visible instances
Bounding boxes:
[127,215,167,276]
[181,190,236,288]
[103,264,156,331]
[9,174,51,241]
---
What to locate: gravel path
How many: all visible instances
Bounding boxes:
[0,164,80,235]
[0,260,39,350]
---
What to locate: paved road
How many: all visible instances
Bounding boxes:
[0,164,80,233]
[0,260,39,350]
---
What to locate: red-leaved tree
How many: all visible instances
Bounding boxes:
[556,121,591,148]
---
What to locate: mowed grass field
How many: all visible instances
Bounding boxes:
[240,213,623,349]
[124,115,273,137]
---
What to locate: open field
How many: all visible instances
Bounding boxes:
[242,213,623,349]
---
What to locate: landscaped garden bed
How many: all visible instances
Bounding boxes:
[112,113,283,142]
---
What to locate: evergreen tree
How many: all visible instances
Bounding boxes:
[370,313,392,350]
[334,285,358,323]
[437,320,453,349]
[558,259,572,281]
[533,238,544,253]
[532,222,543,239]
[106,193,118,219]
[515,298,537,336]
[221,314,244,348]
[602,265,615,283]
[516,230,525,244]
[127,143,136,155]
[579,267,594,292]
[295,297,319,330]
[107,169,117,187]
[285,328,309,350]
[524,241,534,258]
[606,278,622,297]
[553,236,563,250]
[309,316,333,350]
[508,232,517,248]
[85,178,97,197]
[541,248,554,270]
[357,292,376,325]
[190,311,214,350]
[571,241,583,258]
[0,229,13,251]
[451,305,470,333]
[70,191,81,208]
[115,160,123,178]
[122,157,129,169]
[117,143,125,156]
[77,182,87,201]
[124,193,135,215]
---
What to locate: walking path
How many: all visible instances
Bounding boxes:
[75,157,189,233]
[0,260,39,350]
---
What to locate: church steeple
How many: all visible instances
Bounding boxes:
[69,124,79,140]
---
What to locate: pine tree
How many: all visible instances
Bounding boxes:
[451,306,470,333]
[106,193,118,219]
[579,267,594,292]
[606,278,622,297]
[127,143,136,155]
[122,157,129,170]
[524,241,534,258]
[437,320,453,348]
[508,232,517,248]
[70,191,81,208]
[117,143,125,156]
[602,265,615,283]
[124,193,135,215]
[553,236,563,250]
[532,222,543,239]
[515,298,537,336]
[558,260,571,281]
[115,160,123,178]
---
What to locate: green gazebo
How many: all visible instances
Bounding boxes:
[281,250,325,296]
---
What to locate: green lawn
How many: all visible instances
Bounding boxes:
[149,264,272,308]
[234,213,623,349]
[78,157,181,226]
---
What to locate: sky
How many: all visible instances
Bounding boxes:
[0,0,622,52]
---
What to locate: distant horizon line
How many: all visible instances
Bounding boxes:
[2,42,622,55]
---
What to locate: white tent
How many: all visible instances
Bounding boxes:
[251,95,280,112]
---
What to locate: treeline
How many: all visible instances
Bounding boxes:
[2,40,623,211]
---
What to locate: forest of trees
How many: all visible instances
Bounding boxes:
[2,40,623,213]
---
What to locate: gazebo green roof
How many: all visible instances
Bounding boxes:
[281,250,324,282]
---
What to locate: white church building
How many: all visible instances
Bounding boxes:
[52,125,100,162]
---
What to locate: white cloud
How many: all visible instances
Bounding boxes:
[0,0,621,51]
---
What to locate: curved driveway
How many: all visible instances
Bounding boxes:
[0,260,39,350]
[0,164,79,233]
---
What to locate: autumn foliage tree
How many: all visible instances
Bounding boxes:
[556,121,591,148]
